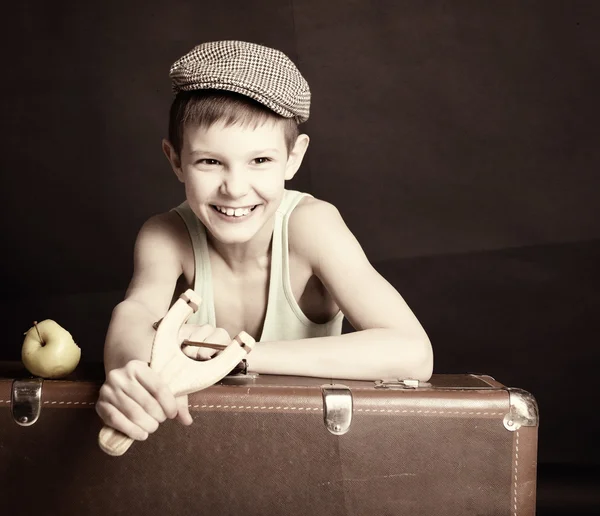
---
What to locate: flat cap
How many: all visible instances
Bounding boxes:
[170,40,310,123]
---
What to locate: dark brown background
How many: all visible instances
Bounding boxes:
[1,1,598,512]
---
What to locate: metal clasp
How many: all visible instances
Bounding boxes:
[11,378,43,426]
[374,379,431,389]
[321,384,353,435]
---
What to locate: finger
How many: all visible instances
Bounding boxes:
[181,344,218,361]
[131,365,179,419]
[99,378,157,433]
[206,327,232,346]
[109,387,162,435]
[178,323,214,343]
[100,362,173,433]
[175,395,193,426]
[96,400,149,441]
[119,378,169,424]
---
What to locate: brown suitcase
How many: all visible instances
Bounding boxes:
[0,363,538,515]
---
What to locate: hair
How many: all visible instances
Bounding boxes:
[168,89,300,158]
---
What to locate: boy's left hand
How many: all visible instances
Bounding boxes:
[178,323,232,360]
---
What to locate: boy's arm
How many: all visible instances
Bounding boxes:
[247,200,433,381]
[103,212,184,372]
[97,212,194,439]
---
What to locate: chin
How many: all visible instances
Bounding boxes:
[206,208,265,240]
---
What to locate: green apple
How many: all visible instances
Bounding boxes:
[22,320,81,378]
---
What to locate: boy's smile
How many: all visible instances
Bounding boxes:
[210,203,260,223]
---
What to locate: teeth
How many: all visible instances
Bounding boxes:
[215,206,252,217]
[234,207,250,217]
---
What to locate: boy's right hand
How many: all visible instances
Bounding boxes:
[96,360,193,441]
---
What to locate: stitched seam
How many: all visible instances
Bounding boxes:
[0,399,503,414]
[0,386,501,393]
[186,404,503,415]
[43,401,96,406]
[189,404,322,410]
[357,409,502,415]
[189,384,502,392]
[0,400,96,405]
[514,430,519,516]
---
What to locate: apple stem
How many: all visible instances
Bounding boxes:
[33,321,45,346]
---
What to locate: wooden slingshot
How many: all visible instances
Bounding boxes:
[98,289,255,456]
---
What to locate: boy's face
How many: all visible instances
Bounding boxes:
[166,119,307,246]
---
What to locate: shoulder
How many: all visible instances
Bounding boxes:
[133,209,190,269]
[289,196,343,234]
[137,210,188,245]
[288,196,351,264]
[124,209,190,313]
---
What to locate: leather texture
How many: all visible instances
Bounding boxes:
[0,366,537,515]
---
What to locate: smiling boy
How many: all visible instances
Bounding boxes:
[96,41,433,442]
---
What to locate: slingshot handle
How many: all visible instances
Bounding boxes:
[98,425,136,456]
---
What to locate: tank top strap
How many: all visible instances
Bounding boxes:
[259,190,317,340]
[270,189,313,289]
[171,201,216,326]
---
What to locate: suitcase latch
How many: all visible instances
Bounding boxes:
[11,378,43,426]
[374,379,431,389]
[321,384,353,436]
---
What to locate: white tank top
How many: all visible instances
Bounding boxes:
[172,189,344,342]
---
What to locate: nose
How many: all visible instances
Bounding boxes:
[220,167,249,199]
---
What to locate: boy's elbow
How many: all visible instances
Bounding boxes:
[414,335,434,382]
[389,332,434,382]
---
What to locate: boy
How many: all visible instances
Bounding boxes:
[96,41,433,442]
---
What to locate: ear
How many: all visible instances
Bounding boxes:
[284,133,310,181]
[162,139,184,183]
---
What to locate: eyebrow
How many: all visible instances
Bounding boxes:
[190,148,280,156]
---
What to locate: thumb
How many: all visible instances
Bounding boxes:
[176,394,193,426]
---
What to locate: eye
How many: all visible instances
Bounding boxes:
[253,157,272,165]
[197,158,220,166]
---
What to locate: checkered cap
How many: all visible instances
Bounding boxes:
[170,41,310,123]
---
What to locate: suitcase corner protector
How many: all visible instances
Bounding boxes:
[503,387,539,431]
